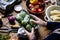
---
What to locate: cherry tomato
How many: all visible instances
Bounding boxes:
[29,4,34,8]
[37,8,42,12]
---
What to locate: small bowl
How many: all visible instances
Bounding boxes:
[14,5,22,12]
[26,0,45,14]
[44,5,60,22]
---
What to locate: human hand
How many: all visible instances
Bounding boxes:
[30,14,47,26]
[53,28,60,34]
[24,28,35,40]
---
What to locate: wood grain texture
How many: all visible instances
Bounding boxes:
[0,1,50,40]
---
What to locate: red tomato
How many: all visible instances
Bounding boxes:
[29,4,34,8]
[37,8,42,12]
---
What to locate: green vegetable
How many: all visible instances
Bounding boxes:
[21,15,30,25]
[0,34,8,40]
[24,15,30,23]
[15,10,38,31]
[30,19,36,27]
[16,14,23,22]
[30,19,34,25]
[0,34,2,40]
[26,24,32,31]
[20,11,26,18]
[21,20,27,26]
[16,11,27,23]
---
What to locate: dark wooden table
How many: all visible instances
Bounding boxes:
[0,1,51,40]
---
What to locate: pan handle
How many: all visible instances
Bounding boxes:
[44,16,49,21]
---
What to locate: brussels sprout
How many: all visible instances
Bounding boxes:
[16,14,23,22]
[0,34,2,40]
[16,14,20,19]
[26,24,32,31]
[30,19,34,25]
[30,19,37,28]
[19,11,26,18]
[21,20,27,26]
[0,34,8,40]
[24,15,30,23]
[2,35,8,40]
[21,11,26,14]
[25,15,30,18]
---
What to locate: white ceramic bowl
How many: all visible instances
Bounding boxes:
[44,5,60,22]
[14,5,22,12]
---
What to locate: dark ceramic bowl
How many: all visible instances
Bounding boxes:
[26,0,45,14]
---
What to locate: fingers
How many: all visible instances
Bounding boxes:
[24,27,34,36]
[53,28,60,34]
[54,28,60,32]
[31,28,34,34]
[32,20,38,24]
[53,31,60,34]
[55,28,60,30]
[30,14,39,20]
[24,29,29,35]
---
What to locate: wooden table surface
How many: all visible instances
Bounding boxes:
[0,1,51,40]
